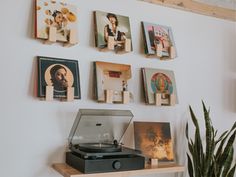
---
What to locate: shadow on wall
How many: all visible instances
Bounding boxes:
[139,23,145,55]
[89,12,95,48]
[29,57,38,99]
[29,145,67,177]
[223,29,236,113]
[223,77,236,113]
[47,145,68,165]
[46,146,67,177]
[87,62,95,100]
[174,110,188,177]
[27,0,35,39]
[139,67,145,103]
[226,29,236,73]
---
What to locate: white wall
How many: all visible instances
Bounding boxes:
[0,0,235,177]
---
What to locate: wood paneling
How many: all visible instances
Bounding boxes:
[142,0,236,21]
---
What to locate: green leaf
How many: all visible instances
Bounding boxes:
[215,130,228,145]
[222,147,234,176]
[218,130,236,173]
[207,160,214,177]
[227,164,236,177]
[202,101,213,177]
[220,130,236,162]
[230,122,236,131]
[215,127,235,162]
[189,106,200,130]
[213,156,218,177]
[187,153,194,177]
[216,133,235,176]
[186,122,189,140]
[189,105,203,177]
[188,141,194,155]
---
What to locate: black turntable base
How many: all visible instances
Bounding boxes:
[66,152,145,174]
[66,146,145,173]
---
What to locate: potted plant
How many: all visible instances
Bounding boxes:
[186,101,236,177]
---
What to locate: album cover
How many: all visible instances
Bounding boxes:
[142,21,176,57]
[134,121,174,163]
[94,61,131,102]
[37,56,81,99]
[94,10,132,51]
[142,68,178,104]
[35,0,78,42]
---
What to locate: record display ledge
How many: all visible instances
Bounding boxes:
[52,163,185,177]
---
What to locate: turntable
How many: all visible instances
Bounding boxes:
[66,109,145,173]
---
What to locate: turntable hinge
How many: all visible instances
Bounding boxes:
[113,140,118,146]
[69,143,73,149]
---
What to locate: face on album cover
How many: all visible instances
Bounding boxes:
[94,10,132,49]
[37,56,81,99]
[35,0,78,42]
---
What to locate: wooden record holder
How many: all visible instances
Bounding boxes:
[149,158,158,167]
[66,87,75,101]
[44,27,57,45]
[99,36,131,53]
[155,43,163,58]
[104,90,130,104]
[44,27,78,47]
[146,44,176,60]
[64,29,78,47]
[169,46,176,59]
[107,36,115,50]
[122,91,130,104]
[115,38,131,54]
[46,86,54,101]
[105,90,113,104]
[45,86,75,101]
[155,93,175,106]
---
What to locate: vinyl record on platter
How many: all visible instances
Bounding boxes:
[78,143,122,153]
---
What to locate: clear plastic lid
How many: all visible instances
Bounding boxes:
[68,109,133,145]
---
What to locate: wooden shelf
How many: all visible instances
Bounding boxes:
[52,163,184,177]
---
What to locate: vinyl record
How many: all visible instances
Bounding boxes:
[78,143,121,153]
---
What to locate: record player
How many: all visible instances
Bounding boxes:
[66,109,145,173]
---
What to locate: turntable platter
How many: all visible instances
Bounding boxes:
[78,143,122,153]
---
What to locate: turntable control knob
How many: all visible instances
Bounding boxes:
[112,160,121,170]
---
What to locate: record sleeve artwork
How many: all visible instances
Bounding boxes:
[94,10,132,53]
[142,68,178,105]
[134,122,174,163]
[37,56,81,99]
[94,61,131,103]
[142,21,177,59]
[35,0,78,43]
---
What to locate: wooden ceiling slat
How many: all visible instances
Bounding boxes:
[142,0,236,21]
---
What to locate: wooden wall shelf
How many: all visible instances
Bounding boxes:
[52,163,184,177]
